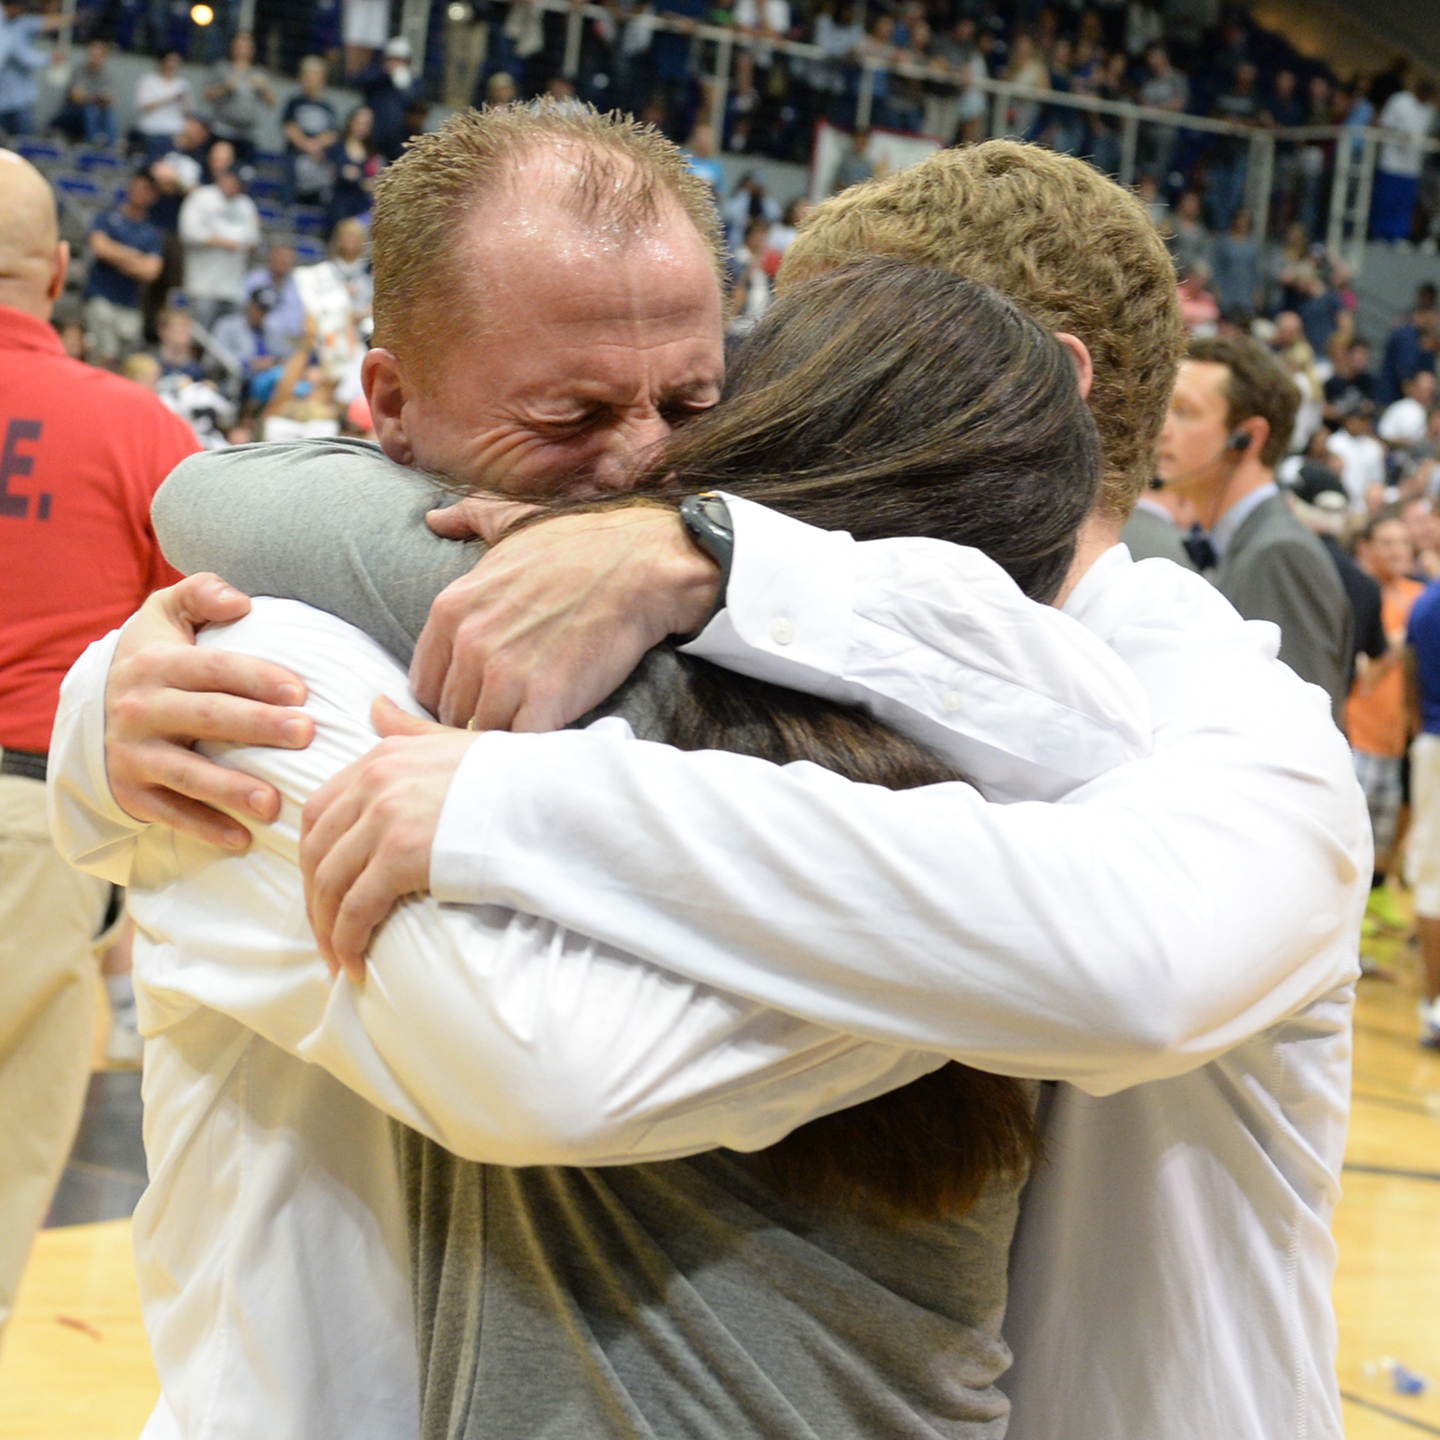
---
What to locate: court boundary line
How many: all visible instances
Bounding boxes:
[1342,1391,1440,1434]
[1343,1163,1440,1183]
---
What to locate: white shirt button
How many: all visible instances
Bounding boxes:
[771,618,796,646]
[942,690,963,713]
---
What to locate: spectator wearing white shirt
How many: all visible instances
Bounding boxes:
[733,0,790,73]
[1371,74,1438,243]
[1327,399,1388,510]
[1378,369,1436,448]
[133,50,193,163]
[727,215,775,335]
[766,195,808,254]
[178,141,260,327]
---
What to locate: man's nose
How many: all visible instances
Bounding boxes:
[591,410,674,490]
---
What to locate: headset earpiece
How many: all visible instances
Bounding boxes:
[1226,431,1252,453]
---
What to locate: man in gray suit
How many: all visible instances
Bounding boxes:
[1156,335,1352,722]
[1121,486,1197,568]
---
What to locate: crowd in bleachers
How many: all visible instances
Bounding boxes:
[33,128,374,448]
[5,2,1440,498]
[6,0,1439,238]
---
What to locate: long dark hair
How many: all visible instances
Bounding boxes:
[636,258,1101,604]
[587,261,1103,1221]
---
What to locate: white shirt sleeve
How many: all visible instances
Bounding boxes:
[177,187,213,245]
[431,547,1369,1095]
[49,628,148,886]
[92,599,947,1166]
[680,497,1153,803]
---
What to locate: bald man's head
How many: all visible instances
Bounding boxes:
[0,151,68,320]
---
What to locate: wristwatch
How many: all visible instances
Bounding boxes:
[678,492,734,631]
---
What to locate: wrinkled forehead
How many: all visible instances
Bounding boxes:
[458,168,721,337]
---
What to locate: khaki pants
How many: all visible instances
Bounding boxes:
[82,295,145,365]
[0,772,108,1335]
[1408,733,1440,919]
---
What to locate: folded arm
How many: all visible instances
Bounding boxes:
[52,601,945,1166]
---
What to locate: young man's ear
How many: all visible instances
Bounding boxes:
[362,348,414,466]
[1054,332,1094,400]
[1236,413,1269,459]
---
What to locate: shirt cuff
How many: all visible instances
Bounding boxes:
[679,495,855,697]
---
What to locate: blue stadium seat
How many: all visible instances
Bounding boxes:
[75,150,125,174]
[250,176,285,200]
[256,200,285,224]
[16,139,65,165]
[292,237,325,263]
[53,174,104,201]
[289,205,327,235]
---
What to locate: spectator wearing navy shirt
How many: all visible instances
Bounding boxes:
[1209,61,1260,230]
[1405,579,1440,1047]
[1378,284,1439,408]
[83,170,164,366]
[651,0,707,135]
[360,36,424,162]
[282,56,339,205]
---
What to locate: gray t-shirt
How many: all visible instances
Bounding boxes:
[152,437,1026,1440]
[208,62,269,139]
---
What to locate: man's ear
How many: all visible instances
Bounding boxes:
[1239,412,1269,458]
[1054,332,1094,400]
[362,348,414,466]
[47,241,69,305]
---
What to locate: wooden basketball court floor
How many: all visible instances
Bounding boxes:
[2,939,1438,1438]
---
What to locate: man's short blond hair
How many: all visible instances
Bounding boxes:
[371,102,725,375]
[781,141,1183,522]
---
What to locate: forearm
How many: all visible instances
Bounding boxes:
[152,440,479,666]
[683,497,1153,801]
[433,560,1369,1092]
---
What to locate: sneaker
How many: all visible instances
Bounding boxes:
[1421,997,1440,1050]
[105,1012,144,1068]
[105,1002,144,1071]
[1365,885,1410,934]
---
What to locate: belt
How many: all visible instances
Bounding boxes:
[0,748,47,782]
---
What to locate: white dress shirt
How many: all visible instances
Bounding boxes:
[422,500,1368,1440]
[49,600,952,1440]
[49,499,1366,1440]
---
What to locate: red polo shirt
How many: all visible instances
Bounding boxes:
[0,305,198,753]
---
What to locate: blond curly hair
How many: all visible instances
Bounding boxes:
[782,142,1183,522]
